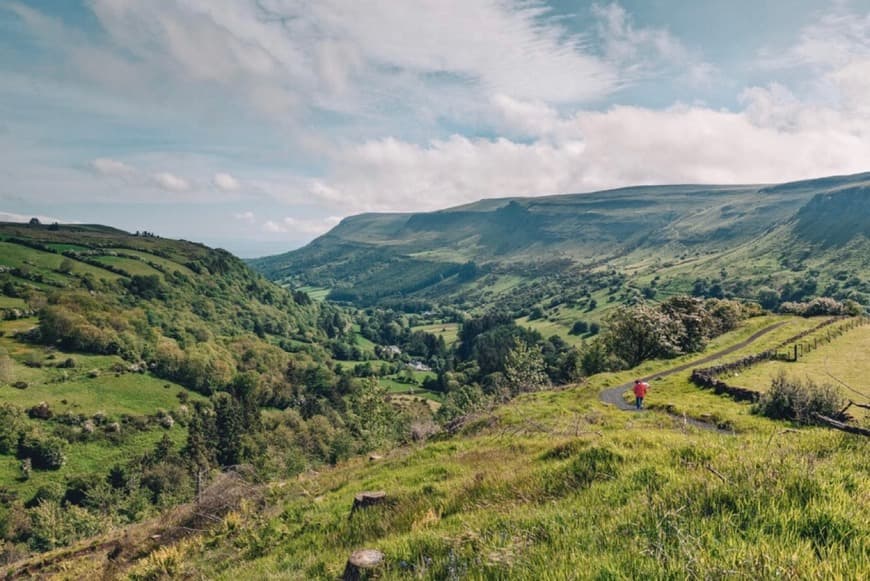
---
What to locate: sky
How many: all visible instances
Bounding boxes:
[2,1,870,257]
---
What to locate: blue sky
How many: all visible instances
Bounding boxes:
[2,1,870,257]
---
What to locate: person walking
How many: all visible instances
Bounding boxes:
[633,379,649,410]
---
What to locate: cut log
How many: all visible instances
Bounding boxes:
[342,549,384,581]
[351,491,387,514]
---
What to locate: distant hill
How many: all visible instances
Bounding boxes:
[0,221,329,391]
[251,172,870,312]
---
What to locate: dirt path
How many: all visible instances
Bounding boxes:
[599,321,788,425]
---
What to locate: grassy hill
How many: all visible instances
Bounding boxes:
[0,222,378,561]
[6,315,867,579]
[251,172,870,319]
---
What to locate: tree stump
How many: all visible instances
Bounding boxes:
[342,549,384,580]
[351,491,386,514]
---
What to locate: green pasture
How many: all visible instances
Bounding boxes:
[91,255,164,277]
[409,322,459,346]
[106,248,196,276]
[0,241,120,281]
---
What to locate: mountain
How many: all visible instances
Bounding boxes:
[252,172,870,311]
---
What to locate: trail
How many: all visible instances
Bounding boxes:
[599,321,787,429]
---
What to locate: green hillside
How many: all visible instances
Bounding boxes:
[0,222,409,562]
[6,316,866,579]
[252,172,870,316]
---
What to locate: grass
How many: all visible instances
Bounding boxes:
[91,255,164,277]
[0,241,121,281]
[380,376,442,403]
[409,323,460,346]
[734,323,870,418]
[0,319,204,499]
[0,296,26,309]
[298,286,331,301]
[0,429,187,500]
[32,316,867,579]
[147,398,867,579]
[106,248,196,276]
[353,333,379,355]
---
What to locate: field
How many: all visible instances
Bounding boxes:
[735,323,870,417]
[298,286,331,301]
[409,322,460,346]
[0,315,204,498]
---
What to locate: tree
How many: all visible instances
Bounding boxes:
[503,338,550,395]
[182,402,215,500]
[57,258,75,275]
[347,378,397,450]
[570,320,589,335]
[0,403,24,454]
[660,296,713,353]
[213,393,243,467]
[604,304,683,368]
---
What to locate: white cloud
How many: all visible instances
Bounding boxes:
[85,0,620,121]
[214,172,240,191]
[768,9,870,70]
[307,90,870,214]
[262,219,282,233]
[152,172,191,192]
[592,2,716,87]
[91,157,136,177]
[233,210,255,224]
[261,215,342,235]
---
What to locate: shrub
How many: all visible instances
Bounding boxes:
[27,401,53,420]
[570,321,589,335]
[0,404,25,454]
[754,373,843,424]
[17,436,67,470]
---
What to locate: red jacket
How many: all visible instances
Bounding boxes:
[633,382,649,397]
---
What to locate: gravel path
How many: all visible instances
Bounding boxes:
[598,321,788,424]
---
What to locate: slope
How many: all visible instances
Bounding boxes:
[251,172,870,313]
[0,222,355,560]
[8,315,866,579]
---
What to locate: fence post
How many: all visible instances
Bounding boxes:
[793,344,798,361]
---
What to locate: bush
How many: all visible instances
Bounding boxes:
[17,436,67,470]
[754,373,843,424]
[27,401,53,420]
[570,321,589,335]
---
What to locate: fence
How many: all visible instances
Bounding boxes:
[690,316,869,402]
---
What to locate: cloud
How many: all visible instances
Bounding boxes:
[307,91,870,214]
[91,157,136,177]
[762,8,870,70]
[152,172,191,192]
[592,2,716,87]
[233,210,255,224]
[262,215,342,236]
[214,172,241,191]
[84,0,620,120]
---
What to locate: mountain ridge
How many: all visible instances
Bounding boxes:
[251,171,870,311]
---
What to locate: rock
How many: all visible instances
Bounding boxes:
[368,454,383,462]
[351,491,387,514]
[342,549,384,581]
